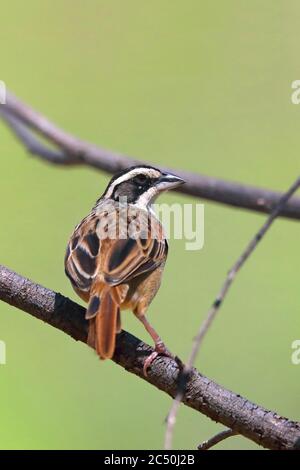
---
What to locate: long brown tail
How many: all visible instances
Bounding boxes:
[87,284,128,360]
[95,289,119,359]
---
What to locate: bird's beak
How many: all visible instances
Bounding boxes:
[156,172,185,191]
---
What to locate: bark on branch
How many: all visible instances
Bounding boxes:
[1,91,300,220]
[0,264,299,450]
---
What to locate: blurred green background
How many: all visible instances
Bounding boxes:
[0,0,299,450]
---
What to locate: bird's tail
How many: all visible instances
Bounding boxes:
[86,283,128,360]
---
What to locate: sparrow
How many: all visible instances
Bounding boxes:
[64,165,184,374]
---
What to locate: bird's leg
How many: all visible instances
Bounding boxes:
[138,315,175,376]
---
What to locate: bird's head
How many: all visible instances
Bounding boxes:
[102,165,185,207]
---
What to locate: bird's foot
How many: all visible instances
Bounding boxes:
[143,341,182,377]
[143,351,160,376]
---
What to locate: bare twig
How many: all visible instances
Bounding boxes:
[164,176,300,449]
[1,91,300,219]
[0,264,300,450]
[198,428,238,450]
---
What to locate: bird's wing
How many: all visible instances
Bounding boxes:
[64,213,101,293]
[65,205,168,291]
[103,235,168,286]
[102,208,168,286]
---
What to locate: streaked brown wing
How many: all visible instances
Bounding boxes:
[65,203,168,291]
[103,229,168,286]
[65,214,100,293]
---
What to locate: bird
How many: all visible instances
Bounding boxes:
[64,165,184,375]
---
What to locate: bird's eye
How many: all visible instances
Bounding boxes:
[135,174,148,185]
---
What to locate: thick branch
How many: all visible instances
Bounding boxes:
[0,264,299,450]
[1,91,300,220]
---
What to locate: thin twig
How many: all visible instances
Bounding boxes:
[1,91,300,219]
[0,264,300,450]
[164,176,300,450]
[198,428,238,450]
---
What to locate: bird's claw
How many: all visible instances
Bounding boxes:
[143,343,183,377]
[143,351,160,376]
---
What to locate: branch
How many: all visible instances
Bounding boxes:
[1,91,300,220]
[165,176,300,449]
[0,264,300,450]
[0,107,71,164]
[197,428,238,450]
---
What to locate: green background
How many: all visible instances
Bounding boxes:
[0,0,299,450]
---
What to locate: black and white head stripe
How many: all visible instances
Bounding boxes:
[96,165,184,208]
[100,165,161,206]
[103,166,161,199]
